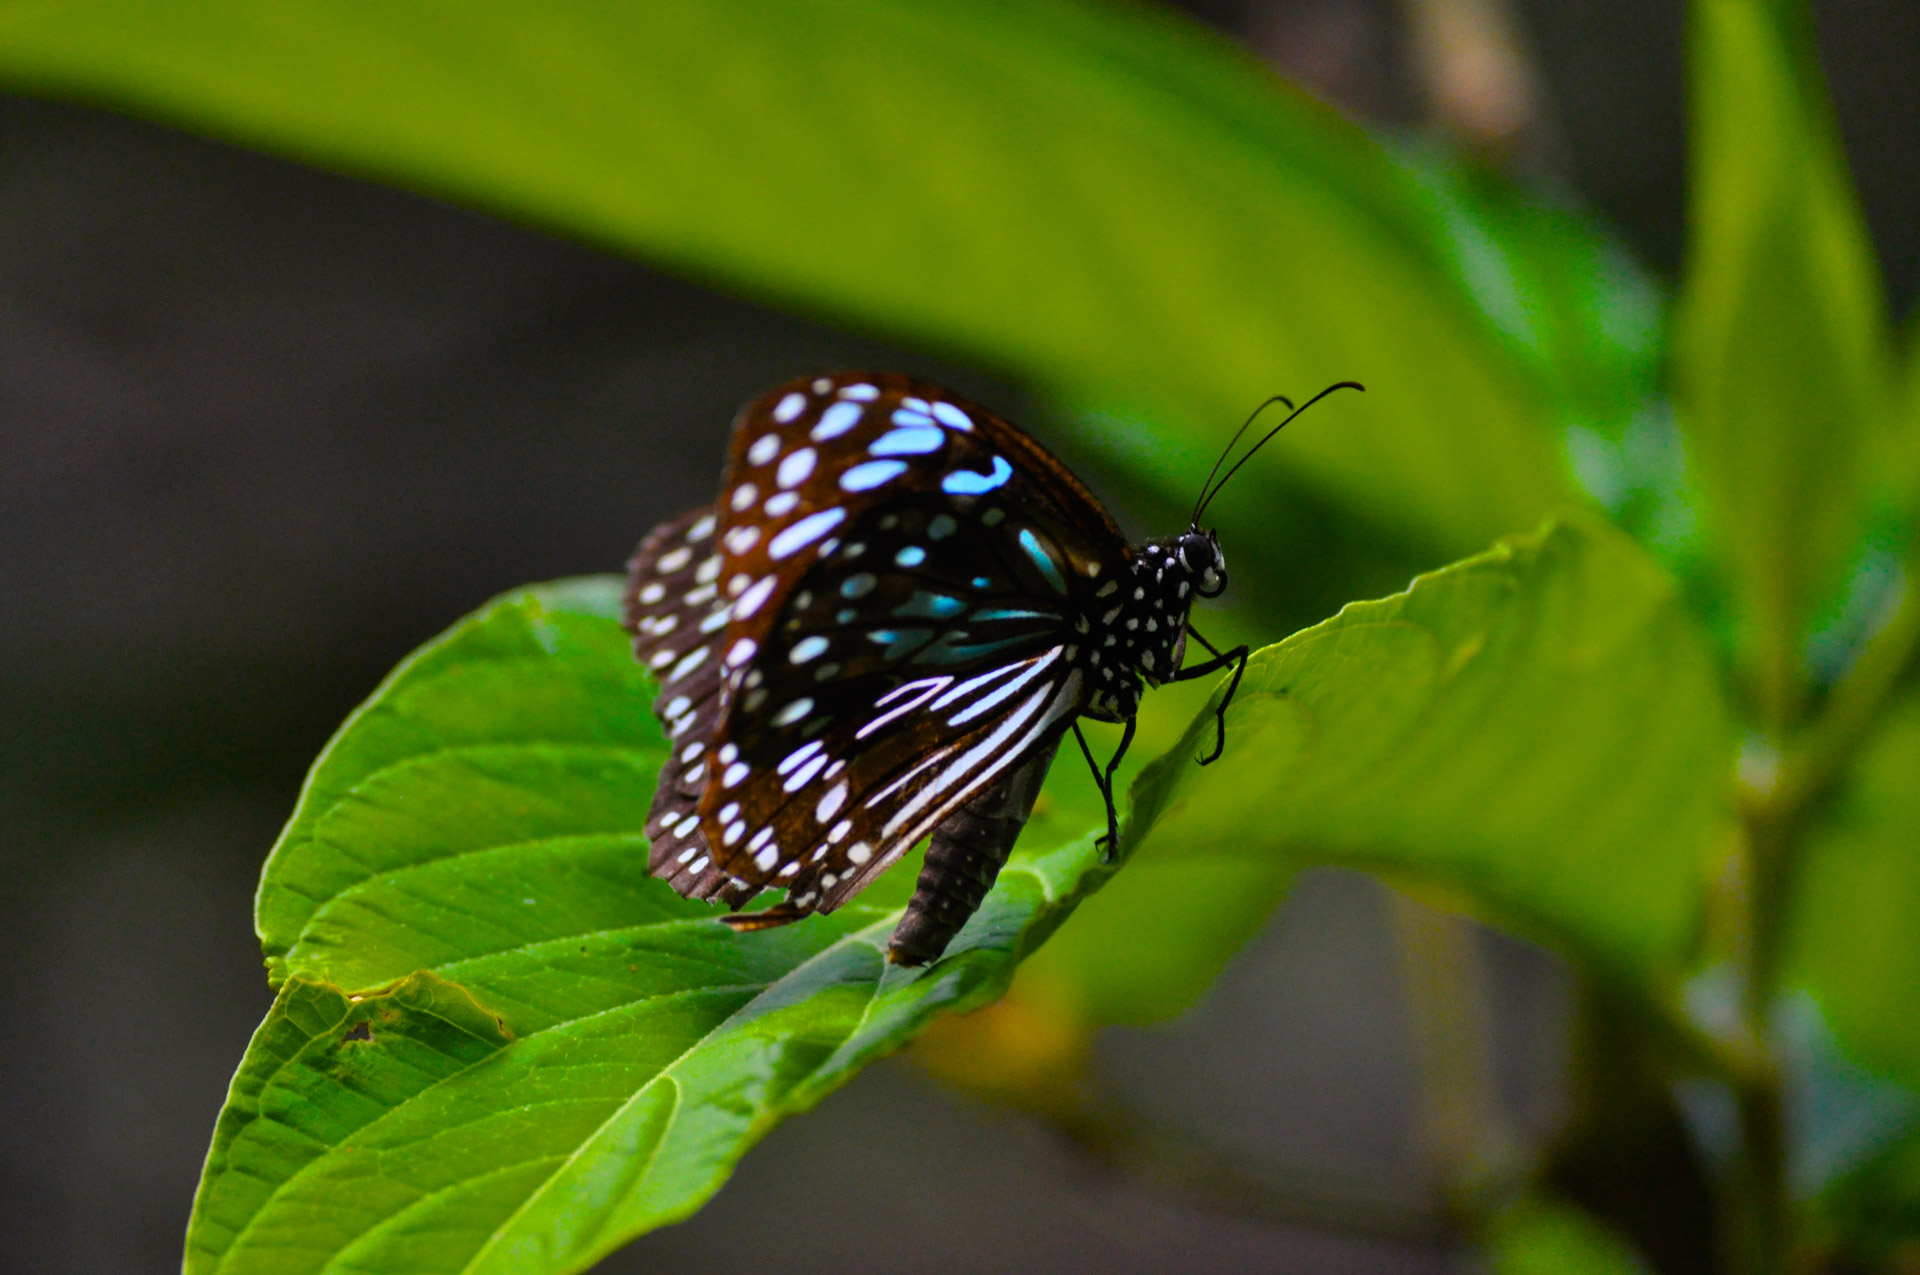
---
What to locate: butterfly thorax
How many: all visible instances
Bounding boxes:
[1076,528,1224,722]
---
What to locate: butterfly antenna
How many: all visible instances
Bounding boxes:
[1191,395,1294,526]
[1193,381,1365,524]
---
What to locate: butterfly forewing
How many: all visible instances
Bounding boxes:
[680,373,1124,916]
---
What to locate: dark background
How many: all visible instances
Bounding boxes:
[2,2,1915,1271]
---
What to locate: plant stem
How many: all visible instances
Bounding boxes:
[1722,563,1920,1275]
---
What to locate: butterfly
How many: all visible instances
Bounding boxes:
[623,372,1359,966]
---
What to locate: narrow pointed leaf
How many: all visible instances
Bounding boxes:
[1673,0,1891,720]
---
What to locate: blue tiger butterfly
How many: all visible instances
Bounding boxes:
[624,372,1360,965]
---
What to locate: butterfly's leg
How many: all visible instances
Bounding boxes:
[1074,718,1137,863]
[1071,722,1118,858]
[1084,717,1137,863]
[1173,624,1250,766]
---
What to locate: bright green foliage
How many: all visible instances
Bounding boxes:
[5,0,1918,1270]
[185,519,1728,1272]
[1789,692,1920,1091]
[1674,0,1891,722]
[188,579,1110,1275]
[1128,517,1730,985]
[0,0,1597,559]
[1487,1196,1653,1275]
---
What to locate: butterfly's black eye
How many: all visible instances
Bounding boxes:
[1180,531,1227,597]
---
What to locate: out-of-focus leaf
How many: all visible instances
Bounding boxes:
[1486,1196,1652,1275]
[0,0,1581,557]
[1899,321,1920,516]
[1673,0,1891,722]
[188,578,1108,1275]
[1126,517,1732,984]
[1817,1121,1920,1261]
[1773,992,1919,1199]
[1399,147,1663,445]
[1788,691,1920,1092]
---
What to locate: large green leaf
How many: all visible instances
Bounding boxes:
[0,0,1583,556]
[1673,0,1891,722]
[188,578,1108,1275]
[1788,690,1920,1092]
[192,520,1730,1270]
[1125,516,1732,984]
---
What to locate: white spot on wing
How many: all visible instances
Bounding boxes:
[812,401,864,440]
[778,447,817,488]
[841,460,908,492]
[748,433,781,465]
[778,740,824,775]
[768,507,846,559]
[734,575,777,620]
[771,697,814,726]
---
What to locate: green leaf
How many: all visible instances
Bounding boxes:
[0,0,1582,556]
[1817,1120,1920,1260]
[1125,516,1732,984]
[188,578,1108,1274]
[1673,0,1892,722]
[1485,1196,1652,1275]
[1788,690,1920,1091]
[1398,146,1664,446]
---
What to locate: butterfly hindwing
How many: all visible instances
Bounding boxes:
[623,505,755,905]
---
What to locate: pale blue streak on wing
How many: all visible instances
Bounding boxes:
[1018,528,1068,593]
[941,456,1013,495]
[869,426,945,456]
[841,460,909,492]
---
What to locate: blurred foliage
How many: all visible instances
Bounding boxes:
[4,0,1919,1272]
[1487,1195,1653,1275]
[1674,0,1891,727]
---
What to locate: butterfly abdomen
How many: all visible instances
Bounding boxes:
[888,735,1062,966]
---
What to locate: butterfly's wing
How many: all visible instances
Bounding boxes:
[637,372,1128,920]
[624,504,757,907]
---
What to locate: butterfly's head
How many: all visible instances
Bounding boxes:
[1179,527,1227,598]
